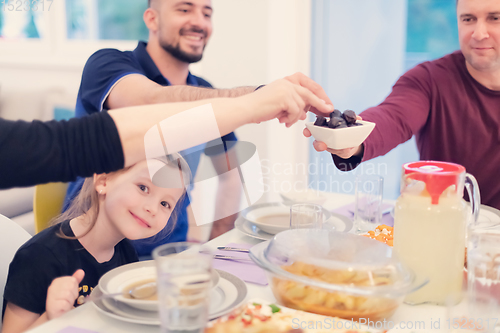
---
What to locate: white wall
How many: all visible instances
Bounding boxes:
[204,0,312,202]
[191,0,313,228]
[0,1,312,221]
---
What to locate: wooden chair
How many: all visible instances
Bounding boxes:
[33,182,69,234]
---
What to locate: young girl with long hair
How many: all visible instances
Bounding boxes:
[2,156,190,333]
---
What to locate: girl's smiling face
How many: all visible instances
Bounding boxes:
[96,160,185,240]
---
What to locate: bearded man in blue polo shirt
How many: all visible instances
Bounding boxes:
[65,0,253,257]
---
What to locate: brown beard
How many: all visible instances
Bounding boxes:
[160,27,207,63]
[161,41,204,63]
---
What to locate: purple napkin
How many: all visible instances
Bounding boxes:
[57,327,100,333]
[332,202,394,227]
[212,243,268,286]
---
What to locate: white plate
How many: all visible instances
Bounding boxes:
[241,202,337,235]
[98,260,220,312]
[477,204,500,226]
[235,216,274,241]
[93,269,247,325]
[243,204,292,234]
[235,212,353,241]
[323,212,354,233]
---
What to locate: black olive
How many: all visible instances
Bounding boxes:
[314,116,328,127]
[328,116,345,128]
[342,110,357,125]
[330,109,342,119]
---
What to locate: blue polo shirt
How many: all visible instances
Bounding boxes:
[65,41,237,257]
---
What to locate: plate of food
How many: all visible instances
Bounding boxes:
[93,269,247,325]
[207,299,385,333]
[98,260,220,312]
[235,205,353,240]
[240,202,351,235]
[242,202,300,234]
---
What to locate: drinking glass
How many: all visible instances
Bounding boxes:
[446,291,499,333]
[152,242,213,333]
[354,175,383,233]
[290,203,323,229]
[467,225,500,306]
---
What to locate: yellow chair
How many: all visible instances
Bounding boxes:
[33,182,69,234]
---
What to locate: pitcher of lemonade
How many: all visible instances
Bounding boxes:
[393,161,480,305]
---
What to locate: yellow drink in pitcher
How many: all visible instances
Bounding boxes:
[394,194,467,305]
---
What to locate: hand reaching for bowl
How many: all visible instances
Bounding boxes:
[46,269,85,320]
[240,74,334,128]
[283,72,334,116]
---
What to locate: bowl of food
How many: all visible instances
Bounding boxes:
[241,202,332,235]
[98,260,220,311]
[249,229,425,321]
[305,111,375,150]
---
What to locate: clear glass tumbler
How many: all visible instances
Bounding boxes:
[467,226,500,307]
[446,291,499,333]
[290,203,323,229]
[152,242,213,333]
[354,175,383,233]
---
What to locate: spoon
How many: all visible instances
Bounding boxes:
[86,281,157,303]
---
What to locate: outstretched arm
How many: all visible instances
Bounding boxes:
[112,77,333,167]
[0,75,332,189]
[105,74,256,109]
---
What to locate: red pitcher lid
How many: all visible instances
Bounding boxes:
[403,161,465,205]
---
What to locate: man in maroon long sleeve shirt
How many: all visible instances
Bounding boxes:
[305,0,500,209]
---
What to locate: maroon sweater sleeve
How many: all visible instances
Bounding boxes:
[332,62,433,170]
[0,112,124,189]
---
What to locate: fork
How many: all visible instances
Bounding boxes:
[216,246,250,253]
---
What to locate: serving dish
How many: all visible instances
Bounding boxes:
[305,120,375,150]
[249,229,425,321]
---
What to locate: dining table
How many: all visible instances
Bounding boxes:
[25,192,474,333]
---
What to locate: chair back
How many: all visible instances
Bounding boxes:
[33,182,69,234]
[0,214,31,323]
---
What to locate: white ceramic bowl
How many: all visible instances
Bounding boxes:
[280,189,327,206]
[305,120,376,150]
[98,260,220,312]
[242,202,332,235]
